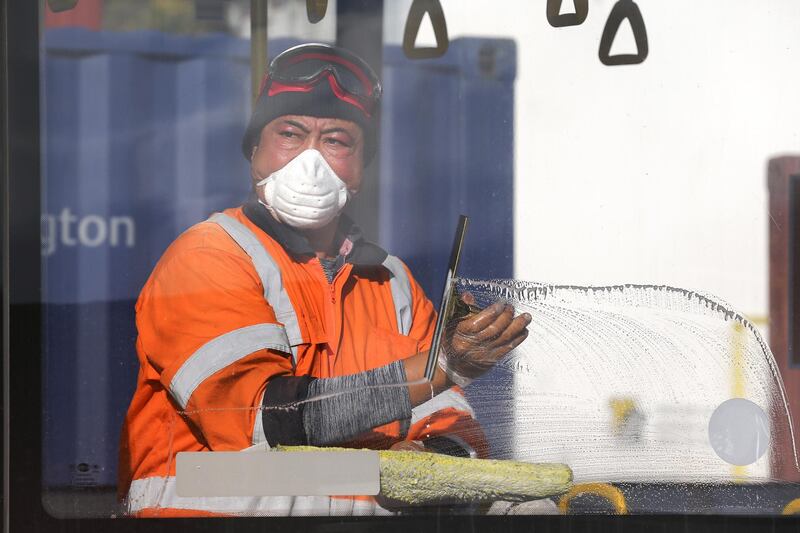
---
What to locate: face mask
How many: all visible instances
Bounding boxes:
[256,149,351,230]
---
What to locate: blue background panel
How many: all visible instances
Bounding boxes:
[380,39,516,302]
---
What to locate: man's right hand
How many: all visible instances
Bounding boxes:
[441,292,531,383]
[402,297,531,405]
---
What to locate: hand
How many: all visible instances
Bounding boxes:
[389,440,426,453]
[441,292,531,382]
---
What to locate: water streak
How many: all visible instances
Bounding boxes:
[457,278,797,483]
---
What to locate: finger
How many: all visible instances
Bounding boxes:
[448,307,518,360]
[471,304,516,342]
[461,291,476,306]
[486,329,530,360]
[488,312,532,347]
[452,329,529,377]
[457,301,505,333]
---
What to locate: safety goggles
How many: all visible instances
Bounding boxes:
[261,44,382,117]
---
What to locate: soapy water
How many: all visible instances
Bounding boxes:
[454,279,797,484]
[147,279,800,515]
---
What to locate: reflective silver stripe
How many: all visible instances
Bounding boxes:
[125,476,392,516]
[211,215,414,340]
[382,255,413,336]
[169,324,291,409]
[410,388,476,425]
[209,213,304,348]
[252,390,268,447]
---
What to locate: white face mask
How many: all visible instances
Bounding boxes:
[256,149,351,230]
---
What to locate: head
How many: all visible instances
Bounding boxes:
[250,115,365,196]
[242,43,381,202]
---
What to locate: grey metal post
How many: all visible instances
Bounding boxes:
[251,0,268,104]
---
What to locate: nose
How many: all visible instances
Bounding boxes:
[304,136,322,152]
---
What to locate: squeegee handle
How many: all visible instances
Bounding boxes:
[424,215,469,382]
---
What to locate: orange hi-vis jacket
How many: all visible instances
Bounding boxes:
[119,202,487,516]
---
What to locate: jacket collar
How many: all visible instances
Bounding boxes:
[242,198,389,266]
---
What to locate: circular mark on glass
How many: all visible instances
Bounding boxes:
[708,398,770,466]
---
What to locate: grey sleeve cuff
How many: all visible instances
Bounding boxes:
[302,360,412,446]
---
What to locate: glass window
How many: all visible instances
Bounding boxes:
[31,0,800,520]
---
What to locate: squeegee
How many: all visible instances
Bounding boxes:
[424,215,470,381]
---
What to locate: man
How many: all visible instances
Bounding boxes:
[118,43,530,517]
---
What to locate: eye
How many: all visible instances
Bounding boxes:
[279,131,297,138]
[325,137,350,148]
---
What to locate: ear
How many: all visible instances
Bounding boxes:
[250,145,258,162]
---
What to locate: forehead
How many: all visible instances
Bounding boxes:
[265,115,363,135]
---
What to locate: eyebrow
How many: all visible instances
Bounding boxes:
[321,127,353,137]
[281,119,311,133]
[281,119,357,138]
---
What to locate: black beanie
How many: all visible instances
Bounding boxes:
[241,75,380,165]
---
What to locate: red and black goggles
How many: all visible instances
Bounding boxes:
[260,43,382,117]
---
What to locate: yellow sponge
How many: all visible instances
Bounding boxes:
[278,445,572,505]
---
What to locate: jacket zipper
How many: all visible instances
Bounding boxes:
[328,263,351,374]
[314,257,345,376]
